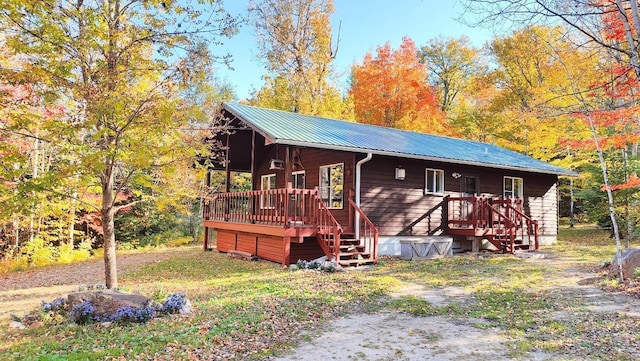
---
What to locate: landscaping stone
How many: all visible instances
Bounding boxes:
[67,290,151,318]
[9,321,25,329]
[609,248,640,280]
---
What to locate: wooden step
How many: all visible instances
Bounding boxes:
[339,251,371,259]
[338,258,375,266]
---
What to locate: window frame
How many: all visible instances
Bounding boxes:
[319,163,344,209]
[424,168,445,196]
[503,176,524,199]
[260,173,276,209]
[291,170,306,189]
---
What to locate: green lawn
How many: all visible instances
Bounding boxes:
[1,226,638,360]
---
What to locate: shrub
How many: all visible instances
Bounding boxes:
[160,293,188,314]
[110,303,155,324]
[41,297,67,313]
[70,300,96,325]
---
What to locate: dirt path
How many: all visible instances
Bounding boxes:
[272,255,640,361]
[0,247,198,321]
[3,248,640,360]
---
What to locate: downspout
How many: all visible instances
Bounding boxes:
[355,153,373,239]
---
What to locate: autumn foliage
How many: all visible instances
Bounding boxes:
[350,37,451,135]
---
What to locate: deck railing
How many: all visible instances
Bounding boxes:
[397,195,449,236]
[203,188,320,227]
[348,197,379,263]
[447,196,538,251]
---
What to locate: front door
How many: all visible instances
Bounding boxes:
[461,175,479,225]
[290,171,306,221]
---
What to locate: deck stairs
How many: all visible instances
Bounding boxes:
[488,222,532,253]
[320,232,376,266]
[445,196,539,254]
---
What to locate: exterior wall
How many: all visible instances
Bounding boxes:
[359,154,559,253]
[253,145,355,227]
[214,230,324,264]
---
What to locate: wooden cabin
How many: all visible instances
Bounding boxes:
[202,103,575,266]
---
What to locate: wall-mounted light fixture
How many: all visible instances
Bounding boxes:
[395,166,406,180]
[452,172,462,179]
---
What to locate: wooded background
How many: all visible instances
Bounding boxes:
[1,1,639,285]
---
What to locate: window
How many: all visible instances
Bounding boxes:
[425,168,445,195]
[260,174,276,209]
[504,176,523,198]
[320,163,344,209]
[291,171,305,189]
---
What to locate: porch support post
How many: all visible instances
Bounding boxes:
[203,169,211,251]
[203,227,209,251]
[225,133,231,193]
[251,130,256,190]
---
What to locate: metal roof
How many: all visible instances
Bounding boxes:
[222,102,576,176]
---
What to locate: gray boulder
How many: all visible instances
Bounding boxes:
[609,248,640,280]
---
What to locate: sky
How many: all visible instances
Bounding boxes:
[216,0,495,100]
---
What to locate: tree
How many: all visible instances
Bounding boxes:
[418,36,486,113]
[350,36,450,134]
[0,0,239,289]
[487,25,597,161]
[249,0,344,116]
[462,0,640,280]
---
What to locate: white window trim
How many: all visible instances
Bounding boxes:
[503,176,524,199]
[260,173,276,209]
[319,163,344,209]
[425,168,445,195]
[291,170,306,189]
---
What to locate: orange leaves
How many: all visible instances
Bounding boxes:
[603,175,640,191]
[349,36,451,135]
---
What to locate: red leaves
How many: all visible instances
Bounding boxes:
[604,175,640,191]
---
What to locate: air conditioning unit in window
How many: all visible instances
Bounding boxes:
[269,159,285,170]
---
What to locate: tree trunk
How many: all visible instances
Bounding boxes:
[101,166,118,289]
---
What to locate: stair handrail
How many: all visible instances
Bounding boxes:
[501,200,539,251]
[313,193,343,262]
[397,195,449,236]
[486,199,539,252]
[487,202,517,252]
[348,197,379,263]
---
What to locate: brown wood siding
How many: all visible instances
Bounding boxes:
[290,237,325,262]
[236,233,258,254]
[256,235,285,263]
[216,230,236,252]
[253,145,355,227]
[359,155,559,237]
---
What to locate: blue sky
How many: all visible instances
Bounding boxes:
[216,0,494,100]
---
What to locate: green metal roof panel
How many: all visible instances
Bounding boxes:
[223,102,575,176]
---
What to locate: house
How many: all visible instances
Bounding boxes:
[202,102,575,266]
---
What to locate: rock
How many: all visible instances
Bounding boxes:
[9,321,25,329]
[179,299,192,315]
[67,290,151,318]
[609,248,640,280]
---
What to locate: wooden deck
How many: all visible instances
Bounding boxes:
[203,188,378,266]
[445,196,539,253]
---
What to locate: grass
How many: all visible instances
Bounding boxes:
[1,225,639,360]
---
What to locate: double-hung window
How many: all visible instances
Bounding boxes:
[503,176,523,199]
[319,163,344,209]
[425,168,445,195]
[260,174,276,209]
